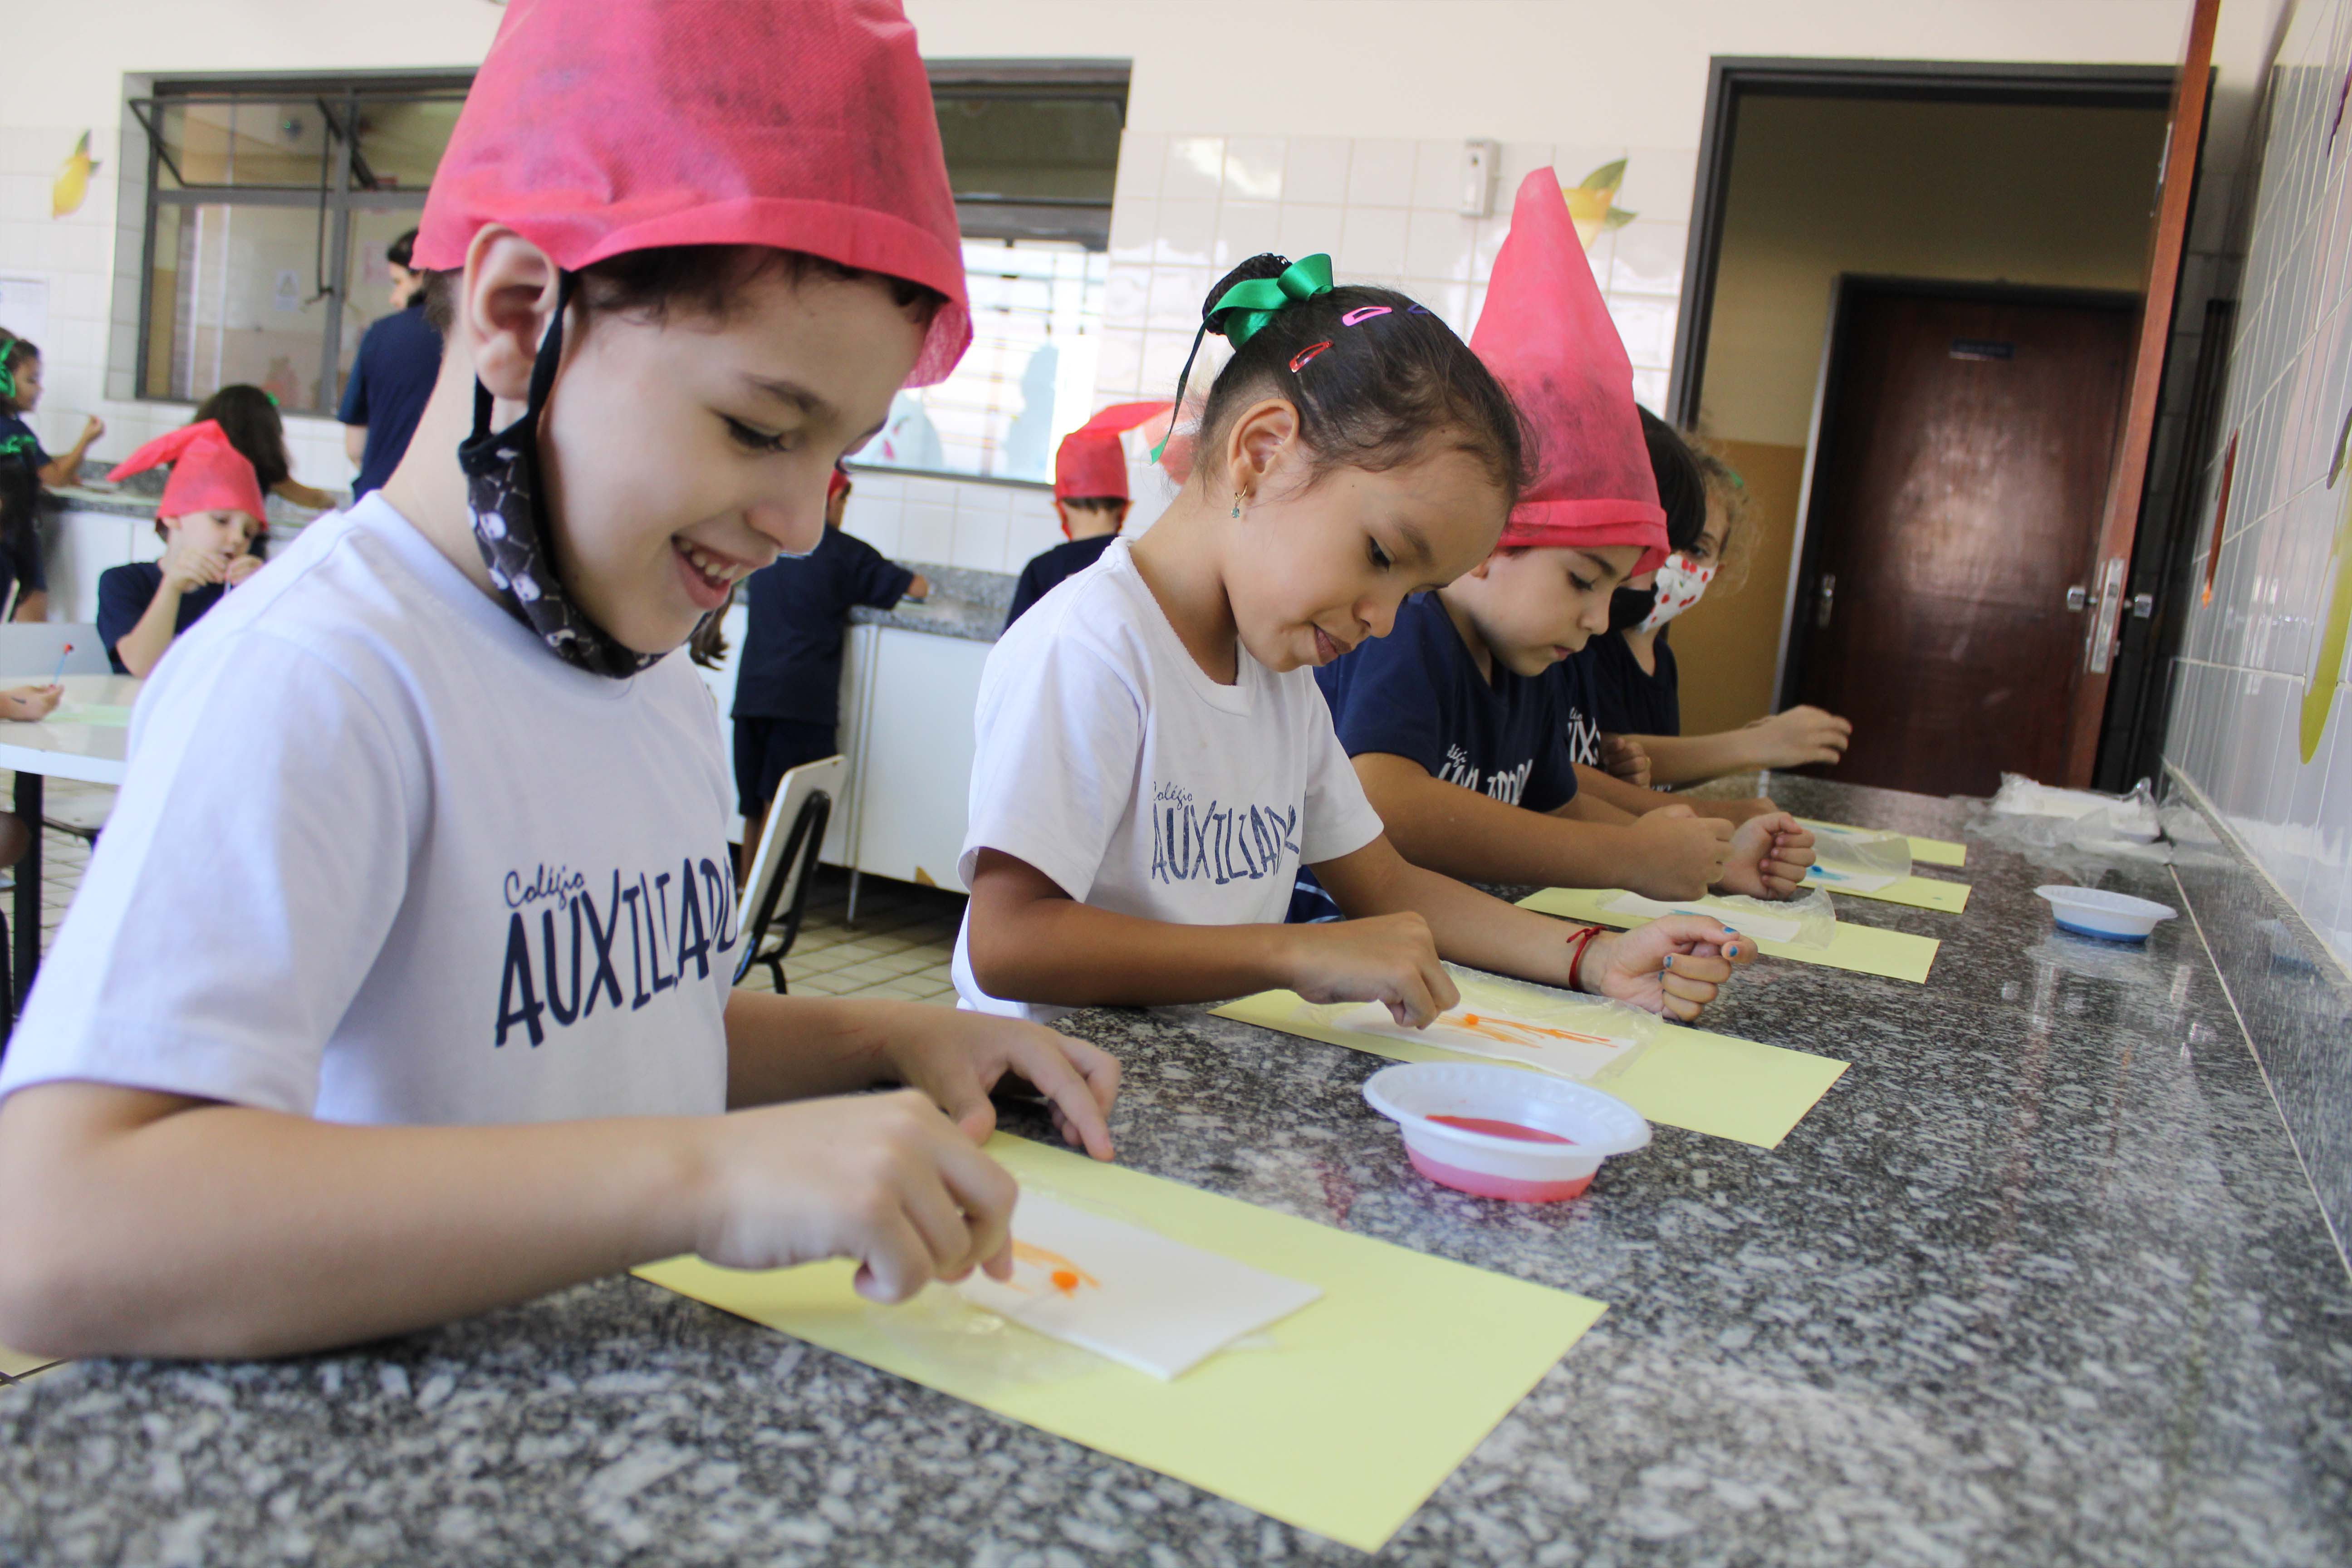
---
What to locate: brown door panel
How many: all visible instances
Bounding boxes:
[1793,284,2134,797]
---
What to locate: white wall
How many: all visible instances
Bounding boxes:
[2,0,2197,566]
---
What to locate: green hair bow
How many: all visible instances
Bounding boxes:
[1152,253,1335,463]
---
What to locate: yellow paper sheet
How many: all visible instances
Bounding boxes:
[1518,886,1941,985]
[1796,818,1967,868]
[635,1134,1604,1553]
[1213,990,1846,1149]
[1803,867,1972,912]
[0,1342,58,1379]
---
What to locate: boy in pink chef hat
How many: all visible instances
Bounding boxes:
[95,420,269,676]
[0,0,1119,1362]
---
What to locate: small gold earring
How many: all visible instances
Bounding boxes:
[1231,490,1245,519]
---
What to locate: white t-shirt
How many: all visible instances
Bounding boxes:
[952,537,1385,1021]
[0,494,738,1125]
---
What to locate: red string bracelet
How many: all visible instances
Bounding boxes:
[1564,923,1602,991]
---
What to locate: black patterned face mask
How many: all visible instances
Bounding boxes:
[457,271,662,679]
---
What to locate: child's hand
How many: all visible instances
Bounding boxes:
[225,553,265,588]
[1712,813,1816,899]
[694,1088,1020,1304]
[79,414,105,446]
[1580,916,1750,1022]
[1744,705,1852,769]
[1599,733,1652,787]
[0,684,60,721]
[873,1003,1121,1160]
[1287,912,1459,1028]
[158,535,231,593]
[1709,796,1784,826]
[1622,811,1734,901]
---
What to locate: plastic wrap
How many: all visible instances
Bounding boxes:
[1806,826,1914,892]
[1282,964,1664,1084]
[1976,774,2168,862]
[1603,886,1838,950]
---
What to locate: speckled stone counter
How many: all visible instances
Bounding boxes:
[4,778,2347,1567]
[850,560,1011,643]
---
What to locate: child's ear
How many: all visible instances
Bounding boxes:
[1225,397,1299,495]
[459,226,564,405]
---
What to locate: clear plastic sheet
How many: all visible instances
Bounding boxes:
[1283,963,1665,1084]
[1603,886,1839,950]
[1806,827,1914,892]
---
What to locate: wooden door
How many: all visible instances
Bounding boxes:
[1788,283,2134,797]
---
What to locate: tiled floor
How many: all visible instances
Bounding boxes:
[13,779,968,1005]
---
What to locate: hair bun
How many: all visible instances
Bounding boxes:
[1200,254,1292,335]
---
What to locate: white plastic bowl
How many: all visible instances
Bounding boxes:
[2035,884,2177,942]
[1361,1061,1651,1202]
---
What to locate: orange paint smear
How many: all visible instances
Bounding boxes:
[1011,1240,1100,1296]
[1452,1012,1615,1047]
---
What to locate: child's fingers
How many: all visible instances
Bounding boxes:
[1425,958,1461,1015]
[991,1029,1114,1158]
[1661,970,1720,1009]
[898,1172,980,1281]
[933,1137,1019,1279]
[1386,967,1442,1029]
[850,1208,938,1304]
[1055,1032,1123,1117]
[1661,950,1732,985]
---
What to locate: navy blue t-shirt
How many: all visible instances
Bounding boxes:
[1317,592,1581,811]
[0,511,46,619]
[338,299,443,499]
[1548,644,1608,767]
[1006,532,1117,628]
[1586,627,1680,737]
[731,526,916,725]
[0,412,49,481]
[96,562,224,673]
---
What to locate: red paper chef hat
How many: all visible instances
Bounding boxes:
[1471,170,1667,570]
[414,0,971,387]
[110,421,268,522]
[1053,401,1172,503]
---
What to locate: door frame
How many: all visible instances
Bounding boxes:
[1666,58,2177,433]
[1773,275,2144,720]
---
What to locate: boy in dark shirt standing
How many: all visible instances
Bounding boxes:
[733,465,927,871]
[1004,401,1166,628]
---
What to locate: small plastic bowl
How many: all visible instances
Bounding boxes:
[1362,1062,1651,1203]
[2035,884,2178,942]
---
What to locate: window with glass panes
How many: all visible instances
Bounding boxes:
[131,77,468,416]
[128,64,1129,475]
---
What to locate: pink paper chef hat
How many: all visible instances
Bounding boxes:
[414,0,971,386]
[1054,402,1172,504]
[110,421,268,522]
[1470,169,1667,570]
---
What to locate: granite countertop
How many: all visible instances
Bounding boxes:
[46,461,340,534]
[849,561,1013,644]
[3,778,2347,1565]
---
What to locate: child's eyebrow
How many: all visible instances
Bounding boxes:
[740,373,836,421]
[1394,521,1437,569]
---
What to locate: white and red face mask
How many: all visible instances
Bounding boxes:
[1635,551,1716,634]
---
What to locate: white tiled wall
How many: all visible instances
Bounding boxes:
[1094,132,1696,464]
[2166,0,2352,965]
[4,116,1698,583]
[834,469,1068,580]
[2,121,360,497]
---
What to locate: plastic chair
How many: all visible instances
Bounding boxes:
[0,624,109,679]
[734,754,847,992]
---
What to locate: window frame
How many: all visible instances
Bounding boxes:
[126,71,472,417]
